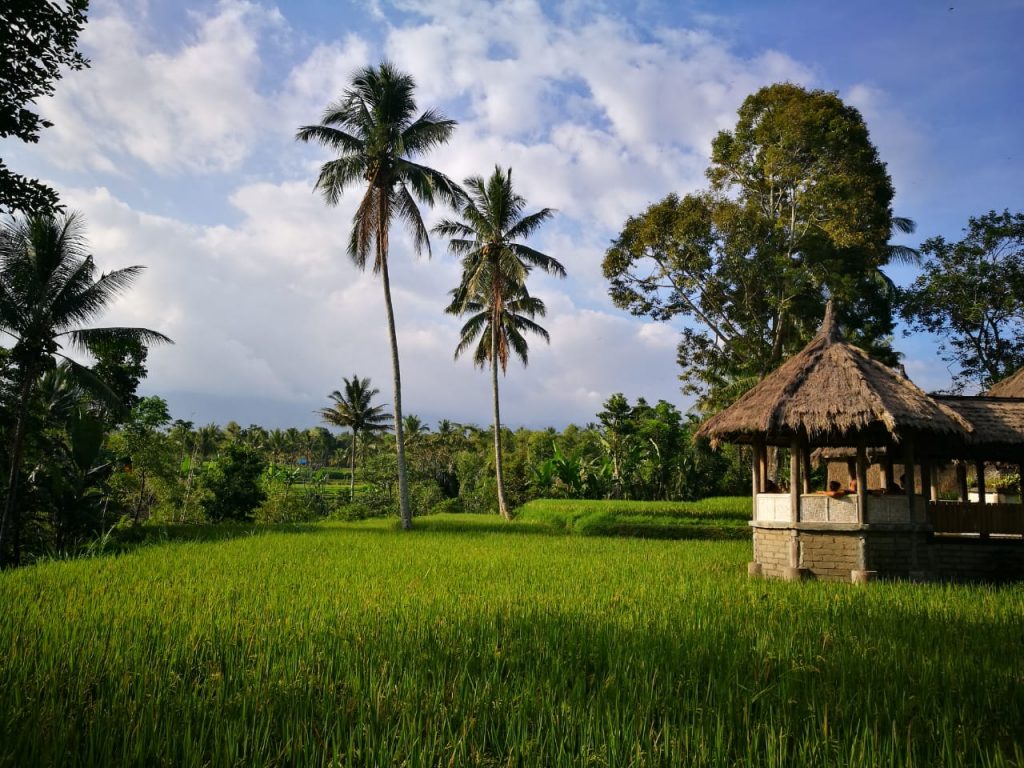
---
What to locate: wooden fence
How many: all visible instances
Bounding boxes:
[928,502,1024,536]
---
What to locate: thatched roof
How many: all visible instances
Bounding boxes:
[931,396,1024,462]
[988,367,1024,398]
[696,303,972,447]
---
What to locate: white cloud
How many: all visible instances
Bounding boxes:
[38,1,283,175]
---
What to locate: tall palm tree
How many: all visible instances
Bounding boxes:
[437,167,564,519]
[402,413,428,443]
[319,375,392,502]
[0,212,170,566]
[448,282,551,518]
[297,62,463,530]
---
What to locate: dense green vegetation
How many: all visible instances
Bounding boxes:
[1,517,1020,767]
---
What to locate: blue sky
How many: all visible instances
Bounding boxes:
[4,0,1022,429]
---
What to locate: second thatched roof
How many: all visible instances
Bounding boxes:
[931,396,1024,462]
[696,303,972,447]
[988,366,1024,398]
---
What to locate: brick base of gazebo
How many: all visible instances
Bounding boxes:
[750,523,1024,583]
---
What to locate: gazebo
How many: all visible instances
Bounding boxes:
[696,304,976,582]
[988,366,1024,398]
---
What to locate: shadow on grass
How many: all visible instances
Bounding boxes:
[108,521,328,551]
[103,512,749,560]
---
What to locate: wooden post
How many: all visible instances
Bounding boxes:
[903,438,917,520]
[883,446,895,491]
[956,461,968,502]
[921,462,933,506]
[751,440,762,497]
[856,439,868,524]
[790,440,801,524]
[975,460,986,505]
[1019,462,1023,501]
[758,444,768,492]
[801,437,812,495]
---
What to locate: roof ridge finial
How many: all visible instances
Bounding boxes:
[819,300,841,342]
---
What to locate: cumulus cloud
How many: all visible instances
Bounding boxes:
[37,0,284,175]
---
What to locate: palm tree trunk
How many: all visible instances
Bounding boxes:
[349,430,357,502]
[491,319,511,520]
[379,255,413,530]
[0,376,33,567]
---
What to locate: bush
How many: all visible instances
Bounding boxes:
[431,497,464,515]
[200,444,266,522]
[332,501,372,521]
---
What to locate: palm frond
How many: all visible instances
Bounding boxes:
[394,183,431,257]
[892,216,916,235]
[314,156,369,206]
[504,207,555,242]
[508,243,566,277]
[887,243,921,265]
[62,326,173,352]
[295,124,365,153]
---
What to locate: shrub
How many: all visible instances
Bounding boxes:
[431,497,464,515]
[200,444,266,522]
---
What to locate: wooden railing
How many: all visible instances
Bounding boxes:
[928,502,1024,536]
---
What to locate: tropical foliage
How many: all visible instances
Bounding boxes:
[0,212,169,565]
[0,0,90,214]
[900,209,1024,391]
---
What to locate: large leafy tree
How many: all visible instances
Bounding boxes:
[438,167,564,520]
[297,62,462,530]
[319,375,392,502]
[0,212,170,566]
[1,0,90,214]
[603,83,905,411]
[900,210,1024,392]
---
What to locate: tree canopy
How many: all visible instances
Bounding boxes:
[1,0,90,214]
[900,209,1024,392]
[603,83,903,411]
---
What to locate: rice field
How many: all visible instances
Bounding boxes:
[1,513,1022,767]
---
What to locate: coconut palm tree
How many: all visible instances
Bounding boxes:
[0,212,170,566]
[437,167,564,518]
[297,62,462,530]
[319,375,392,502]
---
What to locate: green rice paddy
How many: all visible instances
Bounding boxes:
[1,513,1021,766]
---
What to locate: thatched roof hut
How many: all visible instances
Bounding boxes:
[988,367,1024,398]
[696,303,972,448]
[932,396,1024,463]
